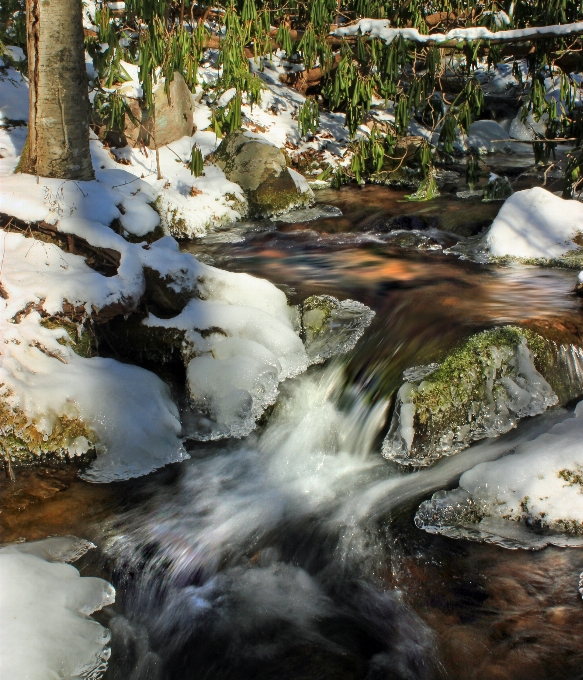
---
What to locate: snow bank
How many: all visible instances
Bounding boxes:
[415,402,583,548]
[485,187,583,260]
[0,537,114,679]
[0,165,373,475]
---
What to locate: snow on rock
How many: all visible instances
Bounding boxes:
[0,170,160,236]
[415,402,583,549]
[0,166,373,473]
[0,537,115,679]
[0,302,187,482]
[466,120,521,155]
[108,134,247,237]
[145,296,307,439]
[484,187,583,261]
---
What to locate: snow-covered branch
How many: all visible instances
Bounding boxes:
[333,18,583,46]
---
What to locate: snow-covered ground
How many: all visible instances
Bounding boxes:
[0,537,115,679]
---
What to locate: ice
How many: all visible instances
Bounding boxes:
[0,537,115,680]
[415,401,583,548]
[484,187,583,260]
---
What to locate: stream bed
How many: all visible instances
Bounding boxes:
[2,184,583,680]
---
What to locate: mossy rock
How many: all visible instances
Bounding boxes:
[382,326,564,467]
[214,130,314,217]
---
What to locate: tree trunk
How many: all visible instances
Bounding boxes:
[18,0,94,180]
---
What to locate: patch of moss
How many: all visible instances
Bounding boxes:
[412,326,542,427]
[40,318,94,357]
[0,398,95,463]
[558,466,583,488]
[490,247,583,270]
[385,325,560,465]
[301,295,339,343]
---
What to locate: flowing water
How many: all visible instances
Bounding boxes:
[2,185,583,680]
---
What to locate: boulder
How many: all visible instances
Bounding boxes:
[382,327,561,467]
[213,130,314,217]
[121,72,194,149]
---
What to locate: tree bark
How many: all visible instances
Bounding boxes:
[19,0,94,180]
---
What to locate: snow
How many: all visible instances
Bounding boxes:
[144,278,307,438]
[466,119,521,154]
[0,537,115,680]
[485,187,583,259]
[0,134,372,474]
[0,66,29,123]
[416,401,583,548]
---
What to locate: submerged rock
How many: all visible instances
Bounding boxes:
[382,326,559,467]
[415,402,583,548]
[213,130,314,217]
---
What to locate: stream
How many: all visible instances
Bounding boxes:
[2,183,583,680]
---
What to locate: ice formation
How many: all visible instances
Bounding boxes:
[0,537,115,679]
[415,402,583,549]
[484,187,583,261]
[382,328,558,466]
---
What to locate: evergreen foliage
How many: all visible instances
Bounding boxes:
[2,0,583,193]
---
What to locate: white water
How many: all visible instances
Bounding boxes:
[102,359,579,678]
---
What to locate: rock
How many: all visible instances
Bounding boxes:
[509,110,547,141]
[382,326,559,467]
[483,173,512,201]
[414,401,583,548]
[300,295,375,364]
[121,72,194,149]
[213,130,314,217]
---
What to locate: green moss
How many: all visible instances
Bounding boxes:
[301,295,339,343]
[490,247,583,270]
[40,318,94,357]
[412,326,540,427]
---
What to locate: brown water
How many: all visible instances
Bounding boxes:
[2,185,583,680]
